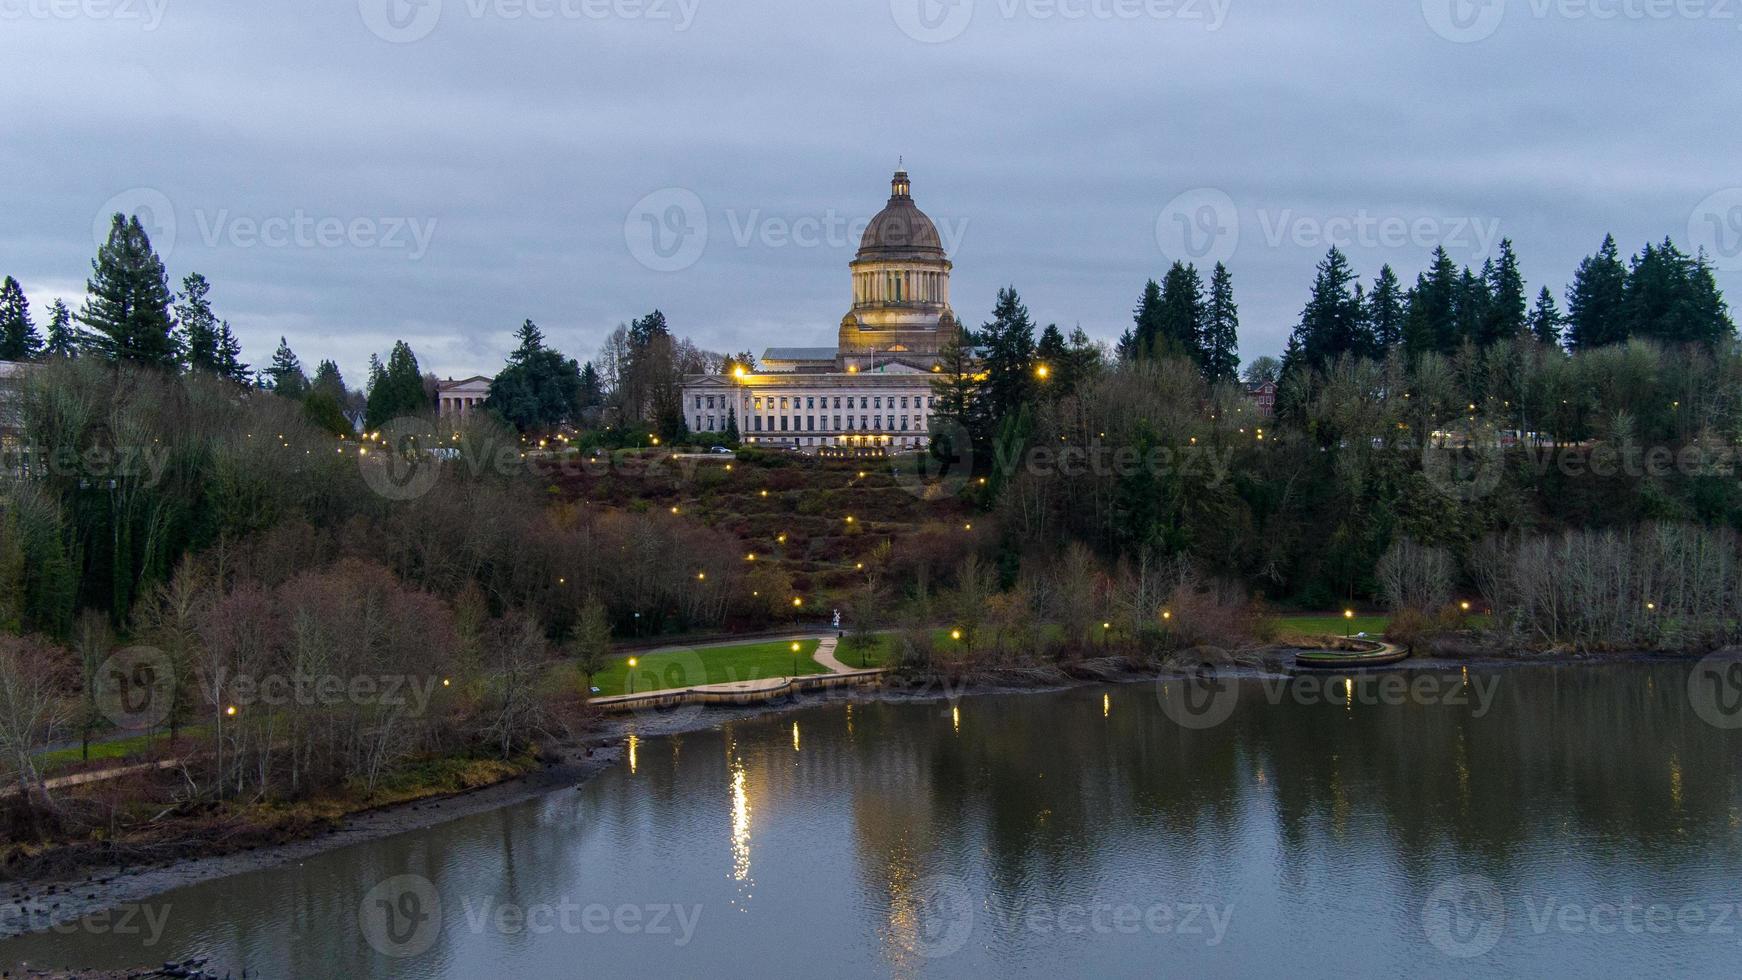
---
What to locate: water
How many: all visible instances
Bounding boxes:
[6,661,1742,978]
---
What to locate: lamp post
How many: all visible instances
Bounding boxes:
[626,657,639,695]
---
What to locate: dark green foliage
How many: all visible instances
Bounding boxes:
[176,273,221,372]
[0,277,43,361]
[975,286,1037,433]
[79,214,179,367]
[1529,287,1563,347]
[43,299,81,359]
[1566,234,1628,350]
[1367,265,1405,351]
[364,341,431,429]
[486,319,583,433]
[265,337,309,398]
[1201,262,1241,383]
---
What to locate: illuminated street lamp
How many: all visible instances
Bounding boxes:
[626,657,639,695]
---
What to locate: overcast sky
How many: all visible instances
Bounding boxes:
[3,0,1739,384]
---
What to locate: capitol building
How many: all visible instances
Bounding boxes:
[682,170,962,453]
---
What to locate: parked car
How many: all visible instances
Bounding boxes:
[709,446,735,455]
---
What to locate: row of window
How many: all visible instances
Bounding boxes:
[693,393,934,411]
[695,415,929,433]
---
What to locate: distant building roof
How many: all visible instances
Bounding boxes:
[762,347,838,362]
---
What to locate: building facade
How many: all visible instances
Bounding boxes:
[436,376,492,418]
[682,170,962,453]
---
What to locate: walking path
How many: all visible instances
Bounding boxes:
[588,633,888,714]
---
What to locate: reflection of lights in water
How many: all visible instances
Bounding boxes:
[1671,756,1684,810]
[731,761,753,888]
[1344,678,1353,710]
[792,722,800,752]
[951,704,960,733]
[1103,692,1111,718]
[846,703,854,738]
[627,734,638,774]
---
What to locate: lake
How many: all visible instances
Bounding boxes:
[6,660,1742,978]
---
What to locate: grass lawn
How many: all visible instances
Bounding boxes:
[34,728,208,773]
[1273,614,1392,637]
[587,639,826,697]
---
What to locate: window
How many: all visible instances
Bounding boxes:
[780,417,788,432]
[860,415,868,430]
[874,416,883,430]
[900,416,909,431]
[754,416,763,432]
[694,416,702,431]
[806,397,815,409]
[874,397,881,410]
[900,396,908,409]
[834,415,841,430]
[846,416,854,431]
[833,397,841,409]
[807,416,815,431]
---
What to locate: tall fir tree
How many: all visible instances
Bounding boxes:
[43,298,80,359]
[1367,265,1405,351]
[215,321,249,383]
[578,361,604,409]
[975,286,1037,429]
[1565,234,1629,350]
[1200,262,1241,383]
[928,323,981,457]
[265,337,309,398]
[1402,246,1462,356]
[80,214,179,367]
[1130,280,1164,360]
[1620,238,1734,347]
[486,319,583,433]
[1456,266,1493,347]
[1156,262,1207,363]
[0,277,43,361]
[1528,287,1564,348]
[1483,239,1528,344]
[1285,247,1372,369]
[176,272,222,372]
[1035,323,1068,397]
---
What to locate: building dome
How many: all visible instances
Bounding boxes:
[857,171,946,259]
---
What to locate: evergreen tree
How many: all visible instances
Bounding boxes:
[1131,280,1164,359]
[929,323,981,457]
[1483,239,1528,343]
[215,321,249,384]
[1528,287,1564,348]
[43,298,80,359]
[365,342,430,429]
[724,407,740,445]
[176,272,221,372]
[80,214,179,367]
[1114,328,1137,363]
[486,319,583,433]
[975,286,1037,428]
[1456,265,1492,346]
[578,361,604,409]
[1035,322,1069,398]
[1565,234,1628,350]
[301,359,353,436]
[1156,262,1206,362]
[311,359,347,400]
[1367,265,1405,351]
[265,337,309,398]
[1620,238,1735,347]
[1200,262,1241,383]
[1285,248,1372,368]
[1402,247,1461,355]
[0,277,42,361]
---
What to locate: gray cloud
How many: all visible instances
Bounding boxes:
[2,0,1737,384]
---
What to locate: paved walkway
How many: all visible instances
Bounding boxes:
[812,635,850,672]
[589,634,887,713]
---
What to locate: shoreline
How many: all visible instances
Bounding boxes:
[0,645,1713,943]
